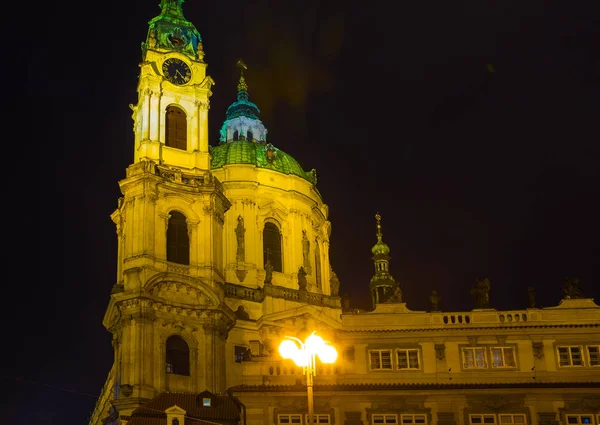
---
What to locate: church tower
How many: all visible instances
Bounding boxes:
[97,0,234,421]
[369,213,399,308]
[89,2,344,424]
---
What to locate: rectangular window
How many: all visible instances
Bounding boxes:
[469,415,497,425]
[278,414,302,424]
[401,414,427,424]
[587,346,600,366]
[491,347,517,368]
[462,347,487,369]
[305,414,331,424]
[558,346,584,367]
[498,414,526,424]
[369,350,393,370]
[397,349,421,370]
[372,415,398,424]
[566,414,594,425]
[234,345,248,363]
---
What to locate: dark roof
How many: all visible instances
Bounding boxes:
[127,392,241,425]
[229,381,600,392]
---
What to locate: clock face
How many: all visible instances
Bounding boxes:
[162,58,191,85]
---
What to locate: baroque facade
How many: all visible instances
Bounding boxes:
[89,2,600,425]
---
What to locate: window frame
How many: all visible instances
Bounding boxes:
[557,345,585,367]
[586,345,600,367]
[368,349,393,371]
[277,414,302,425]
[263,221,283,273]
[372,414,398,425]
[396,348,421,370]
[400,414,427,425]
[469,414,497,425]
[461,347,488,369]
[305,414,331,424]
[490,346,517,368]
[565,414,596,425]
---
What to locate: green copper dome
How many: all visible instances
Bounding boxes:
[213,61,317,185]
[210,141,317,184]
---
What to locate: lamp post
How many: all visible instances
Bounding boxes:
[278,332,338,425]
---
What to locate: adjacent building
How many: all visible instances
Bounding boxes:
[89,2,600,425]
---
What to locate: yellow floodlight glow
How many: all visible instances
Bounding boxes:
[292,350,309,367]
[317,344,338,364]
[305,333,325,355]
[278,339,299,359]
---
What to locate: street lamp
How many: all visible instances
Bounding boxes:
[278,332,338,425]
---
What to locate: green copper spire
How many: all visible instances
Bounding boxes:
[143,0,204,61]
[369,213,398,308]
[237,59,249,92]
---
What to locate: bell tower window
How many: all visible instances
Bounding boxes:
[247,130,253,141]
[165,106,187,150]
[165,335,190,376]
[233,130,239,140]
[167,211,190,265]
[263,222,282,272]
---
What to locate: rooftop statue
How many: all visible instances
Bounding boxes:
[471,277,491,309]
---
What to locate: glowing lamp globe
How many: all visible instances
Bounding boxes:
[292,350,309,367]
[318,345,338,364]
[305,334,325,355]
[279,339,299,359]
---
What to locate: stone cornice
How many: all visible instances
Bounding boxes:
[228,381,600,392]
[338,323,600,334]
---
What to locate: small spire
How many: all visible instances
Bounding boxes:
[375,212,383,241]
[236,59,248,92]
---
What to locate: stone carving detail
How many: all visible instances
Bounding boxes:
[120,384,133,397]
[264,260,274,285]
[383,285,402,303]
[235,268,247,282]
[435,344,446,360]
[234,305,250,320]
[298,266,308,291]
[302,230,311,274]
[235,215,245,262]
[471,277,491,308]
[430,290,441,311]
[532,342,544,359]
[562,277,584,299]
[329,268,340,296]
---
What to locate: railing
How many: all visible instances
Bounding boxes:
[223,282,340,308]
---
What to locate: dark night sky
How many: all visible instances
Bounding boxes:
[15,0,600,424]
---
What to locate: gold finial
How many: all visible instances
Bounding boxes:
[236,59,248,92]
[375,212,382,236]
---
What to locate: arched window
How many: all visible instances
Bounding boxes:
[247,130,253,141]
[263,222,282,273]
[173,419,179,425]
[167,211,189,265]
[233,130,239,140]
[166,335,190,376]
[314,240,322,289]
[165,106,187,150]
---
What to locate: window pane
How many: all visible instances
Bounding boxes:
[471,416,482,424]
[581,417,591,424]
[558,347,570,366]
[370,351,381,369]
[475,349,486,368]
[588,346,600,366]
[463,349,475,368]
[382,351,392,369]
[492,348,504,367]
[409,350,420,368]
[566,417,578,424]
[398,351,408,368]
[504,348,516,367]
[571,347,583,365]
[483,416,495,424]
